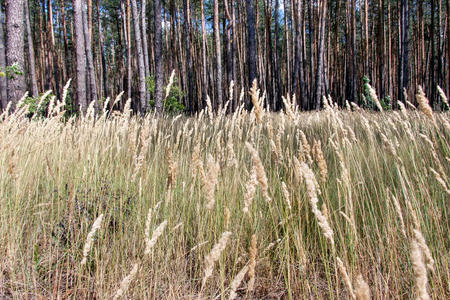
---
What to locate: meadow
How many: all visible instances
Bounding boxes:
[0,84,448,299]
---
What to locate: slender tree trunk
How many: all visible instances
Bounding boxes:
[131,0,148,113]
[430,0,436,106]
[183,0,194,112]
[24,0,38,98]
[314,0,327,109]
[74,0,87,113]
[82,1,98,110]
[387,0,392,99]
[6,0,25,107]
[293,0,307,109]
[378,0,385,100]
[154,0,164,113]
[125,0,132,102]
[0,4,7,109]
[447,0,450,96]
[97,2,108,100]
[200,0,208,107]
[274,0,282,110]
[246,0,257,91]
[364,0,369,77]
[214,0,223,109]
[399,0,409,102]
[142,0,150,80]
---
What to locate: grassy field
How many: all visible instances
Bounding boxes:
[0,88,448,299]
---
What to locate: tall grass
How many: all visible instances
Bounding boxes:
[0,86,448,299]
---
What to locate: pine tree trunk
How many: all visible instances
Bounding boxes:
[154,0,164,113]
[200,0,208,107]
[314,0,327,109]
[378,0,385,100]
[183,0,194,112]
[246,0,257,90]
[97,2,108,100]
[214,0,223,109]
[0,4,8,109]
[447,0,450,96]
[399,0,409,102]
[293,0,307,109]
[131,0,148,113]
[125,0,132,102]
[142,0,150,80]
[82,1,98,111]
[74,0,87,113]
[6,0,25,107]
[24,0,38,98]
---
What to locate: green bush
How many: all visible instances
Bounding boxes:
[362,75,391,110]
[0,63,23,79]
[147,75,185,113]
[21,92,76,120]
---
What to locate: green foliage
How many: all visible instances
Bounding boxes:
[0,63,23,79]
[21,92,76,120]
[147,75,185,113]
[362,75,391,110]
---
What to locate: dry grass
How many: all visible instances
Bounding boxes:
[0,86,448,299]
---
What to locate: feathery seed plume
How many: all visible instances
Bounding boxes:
[246,143,271,202]
[112,263,139,299]
[228,265,249,300]
[411,240,430,300]
[355,274,371,300]
[202,231,232,288]
[81,214,104,265]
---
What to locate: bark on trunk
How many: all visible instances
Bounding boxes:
[0,4,8,109]
[246,0,257,90]
[214,0,223,108]
[74,0,87,113]
[24,0,38,98]
[399,0,409,102]
[131,0,148,113]
[154,0,164,113]
[82,0,98,111]
[6,0,25,107]
[314,0,327,109]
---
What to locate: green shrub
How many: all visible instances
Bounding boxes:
[0,63,23,79]
[21,92,76,120]
[147,75,185,113]
[362,75,391,110]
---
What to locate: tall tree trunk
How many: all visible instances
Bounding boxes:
[430,0,436,107]
[364,0,369,77]
[314,0,327,109]
[6,0,25,107]
[125,0,132,102]
[214,0,223,109]
[387,0,392,99]
[399,0,409,102]
[131,0,148,113]
[142,0,150,80]
[74,0,87,113]
[154,0,164,113]
[378,0,385,100]
[97,2,108,100]
[293,0,307,109]
[246,0,257,91]
[274,0,282,110]
[183,0,194,111]
[0,4,7,109]
[24,0,38,98]
[200,0,208,107]
[447,0,450,96]
[82,1,98,110]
